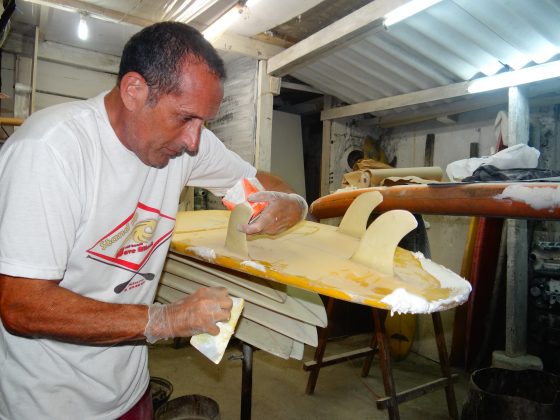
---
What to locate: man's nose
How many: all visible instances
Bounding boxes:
[180,120,204,152]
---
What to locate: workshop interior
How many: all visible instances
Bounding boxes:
[0,0,560,419]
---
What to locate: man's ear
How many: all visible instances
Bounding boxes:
[119,72,149,111]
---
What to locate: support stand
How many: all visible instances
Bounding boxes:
[304,298,459,420]
[241,342,253,420]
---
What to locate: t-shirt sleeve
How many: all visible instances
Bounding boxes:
[186,128,257,196]
[0,139,81,279]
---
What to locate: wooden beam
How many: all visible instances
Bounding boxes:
[375,86,560,128]
[322,60,560,122]
[267,0,407,77]
[39,40,120,73]
[321,81,470,121]
[377,93,507,128]
[30,27,39,114]
[38,5,49,42]
[281,81,323,94]
[254,60,274,171]
[3,33,121,73]
[210,32,284,60]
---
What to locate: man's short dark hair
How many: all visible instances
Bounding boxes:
[117,22,226,104]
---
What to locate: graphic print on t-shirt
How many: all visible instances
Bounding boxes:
[86,202,175,293]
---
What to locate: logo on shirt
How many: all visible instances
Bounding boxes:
[87,202,175,293]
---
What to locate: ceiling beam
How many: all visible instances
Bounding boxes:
[267,0,408,77]
[377,93,507,128]
[321,60,560,121]
[321,81,471,121]
[281,81,323,94]
[3,32,120,73]
[370,83,560,128]
[211,31,284,60]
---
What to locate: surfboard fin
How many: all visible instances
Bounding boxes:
[351,210,417,275]
[225,202,253,258]
[338,191,383,238]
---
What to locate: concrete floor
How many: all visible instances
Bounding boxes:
[148,333,470,419]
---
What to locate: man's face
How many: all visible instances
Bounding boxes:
[124,61,224,168]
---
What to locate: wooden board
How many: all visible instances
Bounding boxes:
[309,182,560,220]
[162,257,327,327]
[157,279,318,346]
[170,210,471,313]
[167,252,288,303]
[236,318,304,360]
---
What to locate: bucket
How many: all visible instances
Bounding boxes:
[461,368,560,420]
[150,377,173,413]
[155,394,220,420]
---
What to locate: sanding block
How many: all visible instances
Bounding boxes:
[190,297,244,364]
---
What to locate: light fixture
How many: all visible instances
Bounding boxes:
[77,12,89,41]
[467,60,560,93]
[384,0,443,27]
[172,0,220,23]
[202,3,244,40]
[202,0,260,41]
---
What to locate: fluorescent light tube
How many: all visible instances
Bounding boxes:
[202,4,243,40]
[467,60,560,93]
[384,0,443,27]
[78,14,89,41]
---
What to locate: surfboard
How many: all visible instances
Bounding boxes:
[309,182,560,220]
[170,192,471,315]
[163,255,327,327]
[157,276,319,346]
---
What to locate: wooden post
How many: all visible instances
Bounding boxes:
[30,26,39,115]
[255,60,281,171]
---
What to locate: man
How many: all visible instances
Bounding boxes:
[0,22,306,419]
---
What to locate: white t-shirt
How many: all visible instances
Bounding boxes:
[0,92,255,419]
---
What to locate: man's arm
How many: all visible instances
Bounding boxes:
[0,274,231,344]
[239,170,308,235]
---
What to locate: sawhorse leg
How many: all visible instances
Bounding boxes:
[432,312,459,419]
[373,308,400,420]
[374,311,459,420]
[304,298,377,394]
[304,301,458,420]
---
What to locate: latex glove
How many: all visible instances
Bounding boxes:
[144,287,232,344]
[240,191,308,235]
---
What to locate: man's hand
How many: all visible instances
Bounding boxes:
[144,287,232,343]
[239,191,308,235]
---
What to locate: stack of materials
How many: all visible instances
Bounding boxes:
[156,251,327,360]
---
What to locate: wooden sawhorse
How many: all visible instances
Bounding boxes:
[304,297,459,420]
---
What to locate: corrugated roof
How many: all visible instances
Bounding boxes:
[289,0,560,107]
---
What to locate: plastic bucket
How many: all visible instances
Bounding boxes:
[155,394,220,420]
[150,377,174,413]
[461,368,560,419]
